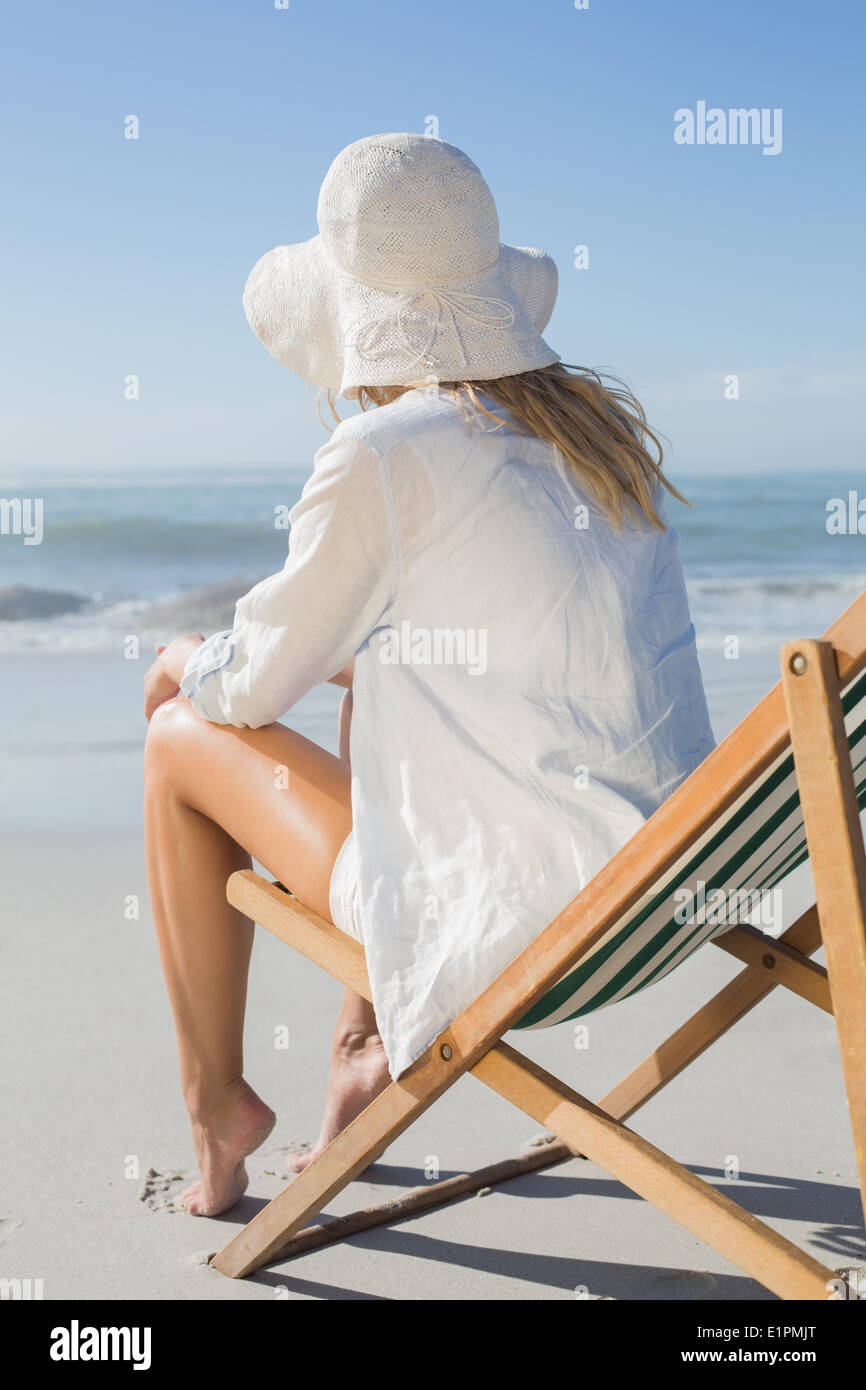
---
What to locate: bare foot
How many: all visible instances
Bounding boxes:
[181,1078,276,1216]
[287,1032,390,1175]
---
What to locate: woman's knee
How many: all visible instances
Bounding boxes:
[144,695,200,782]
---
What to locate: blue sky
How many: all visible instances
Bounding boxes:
[2,0,863,476]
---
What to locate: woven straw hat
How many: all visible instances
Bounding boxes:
[243,132,560,398]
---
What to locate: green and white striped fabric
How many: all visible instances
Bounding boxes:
[515,664,866,1032]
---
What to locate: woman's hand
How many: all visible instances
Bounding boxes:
[144,633,205,722]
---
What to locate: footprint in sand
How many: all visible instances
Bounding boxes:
[138,1166,188,1212]
[262,1139,309,1178]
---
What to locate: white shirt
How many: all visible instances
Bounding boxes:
[180,388,715,1077]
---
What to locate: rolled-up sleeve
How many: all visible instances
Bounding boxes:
[179,428,398,727]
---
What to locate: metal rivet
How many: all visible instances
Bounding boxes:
[439,1043,453,1061]
[789,653,808,675]
[762,953,776,969]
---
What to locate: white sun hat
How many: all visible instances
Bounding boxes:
[242,132,560,398]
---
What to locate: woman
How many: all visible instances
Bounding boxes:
[143,132,715,1217]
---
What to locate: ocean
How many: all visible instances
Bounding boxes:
[2,465,864,829]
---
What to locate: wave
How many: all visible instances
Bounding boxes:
[138,576,267,633]
[1,569,863,656]
[0,577,264,653]
[0,586,90,621]
[689,571,866,652]
[27,515,289,558]
[689,570,866,599]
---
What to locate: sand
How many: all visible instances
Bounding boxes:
[2,824,862,1301]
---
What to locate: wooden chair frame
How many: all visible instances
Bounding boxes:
[210,592,866,1299]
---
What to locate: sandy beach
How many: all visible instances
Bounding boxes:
[2,814,862,1301]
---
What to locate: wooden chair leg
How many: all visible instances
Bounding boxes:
[782,639,866,1227]
[712,925,831,1012]
[227,871,371,998]
[211,1041,467,1278]
[601,905,823,1122]
[475,1041,838,1300]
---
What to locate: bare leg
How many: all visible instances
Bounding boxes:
[286,988,390,1174]
[287,686,391,1174]
[144,695,352,1215]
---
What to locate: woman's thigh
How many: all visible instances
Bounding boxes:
[145,695,352,920]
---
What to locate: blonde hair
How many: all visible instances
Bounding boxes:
[317,361,686,530]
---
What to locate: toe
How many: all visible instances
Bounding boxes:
[181,1181,204,1215]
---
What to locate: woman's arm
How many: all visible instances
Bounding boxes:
[146,641,354,722]
[170,431,394,729]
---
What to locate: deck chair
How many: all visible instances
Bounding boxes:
[210,589,866,1299]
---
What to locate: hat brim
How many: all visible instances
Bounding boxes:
[243,236,559,398]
